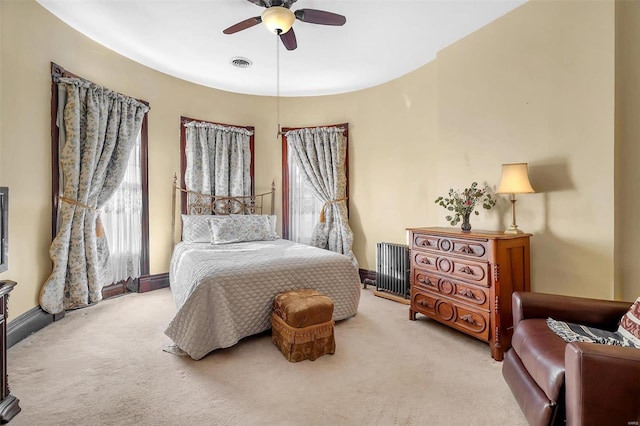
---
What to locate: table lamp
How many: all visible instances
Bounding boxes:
[496,163,535,234]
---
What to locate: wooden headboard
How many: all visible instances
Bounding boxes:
[171,174,275,246]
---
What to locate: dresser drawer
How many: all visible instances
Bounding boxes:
[453,303,490,340]
[411,251,490,286]
[411,291,490,340]
[412,233,488,261]
[412,269,489,310]
[411,251,439,272]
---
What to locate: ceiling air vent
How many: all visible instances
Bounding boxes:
[230,57,252,69]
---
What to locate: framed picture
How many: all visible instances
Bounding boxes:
[0,187,7,273]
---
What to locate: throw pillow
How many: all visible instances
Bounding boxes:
[182,215,231,243]
[547,318,639,348]
[208,215,278,244]
[617,297,640,347]
[181,215,214,243]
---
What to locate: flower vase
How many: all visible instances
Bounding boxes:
[461,213,471,232]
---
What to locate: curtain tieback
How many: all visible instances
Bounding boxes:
[58,196,104,237]
[320,197,347,223]
[58,195,97,211]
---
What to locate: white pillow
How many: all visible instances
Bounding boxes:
[267,215,277,234]
[232,214,277,235]
[182,214,231,242]
[208,215,279,244]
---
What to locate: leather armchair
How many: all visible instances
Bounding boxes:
[502,291,640,426]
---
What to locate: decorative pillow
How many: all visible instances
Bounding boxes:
[232,214,277,235]
[267,215,277,234]
[182,215,232,243]
[618,297,640,347]
[208,215,279,244]
[547,318,639,348]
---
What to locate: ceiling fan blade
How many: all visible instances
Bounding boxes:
[294,9,346,26]
[280,28,297,51]
[223,16,262,34]
[246,0,270,7]
[261,0,297,7]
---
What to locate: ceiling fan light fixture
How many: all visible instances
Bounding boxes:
[261,6,295,34]
[230,57,253,68]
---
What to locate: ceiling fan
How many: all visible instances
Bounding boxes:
[223,0,346,51]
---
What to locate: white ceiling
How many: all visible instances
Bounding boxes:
[37,0,527,97]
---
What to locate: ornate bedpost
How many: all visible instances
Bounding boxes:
[270,180,275,215]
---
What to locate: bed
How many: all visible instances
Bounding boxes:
[164,180,361,360]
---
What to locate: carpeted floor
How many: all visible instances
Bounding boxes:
[8,287,526,425]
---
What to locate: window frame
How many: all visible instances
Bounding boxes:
[280,123,349,240]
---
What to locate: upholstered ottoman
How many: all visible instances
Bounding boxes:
[271,289,336,362]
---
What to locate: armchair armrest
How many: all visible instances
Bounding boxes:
[565,342,640,426]
[512,291,631,330]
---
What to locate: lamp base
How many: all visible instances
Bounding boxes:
[504,226,524,235]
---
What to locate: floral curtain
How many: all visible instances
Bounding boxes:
[184,121,252,213]
[40,77,149,314]
[285,126,357,267]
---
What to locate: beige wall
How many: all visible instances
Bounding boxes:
[288,0,617,300]
[615,0,640,301]
[435,0,616,299]
[0,0,633,321]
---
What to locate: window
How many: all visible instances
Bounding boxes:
[286,149,325,244]
[50,62,150,298]
[100,130,143,286]
[179,116,255,214]
[281,124,349,242]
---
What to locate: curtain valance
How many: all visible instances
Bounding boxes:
[183,120,253,136]
[56,77,150,112]
[284,126,345,138]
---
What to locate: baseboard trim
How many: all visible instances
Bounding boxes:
[358,269,376,288]
[138,273,169,293]
[7,306,61,349]
[102,281,129,299]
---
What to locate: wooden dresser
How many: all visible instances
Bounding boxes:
[407,227,530,361]
[0,281,19,422]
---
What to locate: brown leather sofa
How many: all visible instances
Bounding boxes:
[502,291,640,426]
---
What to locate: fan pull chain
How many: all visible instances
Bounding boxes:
[276,30,281,138]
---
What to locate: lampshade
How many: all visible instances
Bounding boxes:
[496,163,535,194]
[261,6,295,34]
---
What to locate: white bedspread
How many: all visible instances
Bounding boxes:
[165,239,361,360]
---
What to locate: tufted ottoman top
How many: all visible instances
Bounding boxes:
[273,289,334,328]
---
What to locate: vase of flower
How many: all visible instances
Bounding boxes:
[461,212,472,232]
[435,182,496,232]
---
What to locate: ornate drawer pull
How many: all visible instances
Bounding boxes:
[458,266,474,275]
[419,239,432,246]
[460,314,478,325]
[418,257,431,265]
[458,288,478,300]
[418,300,433,308]
[419,277,435,287]
[459,245,475,254]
